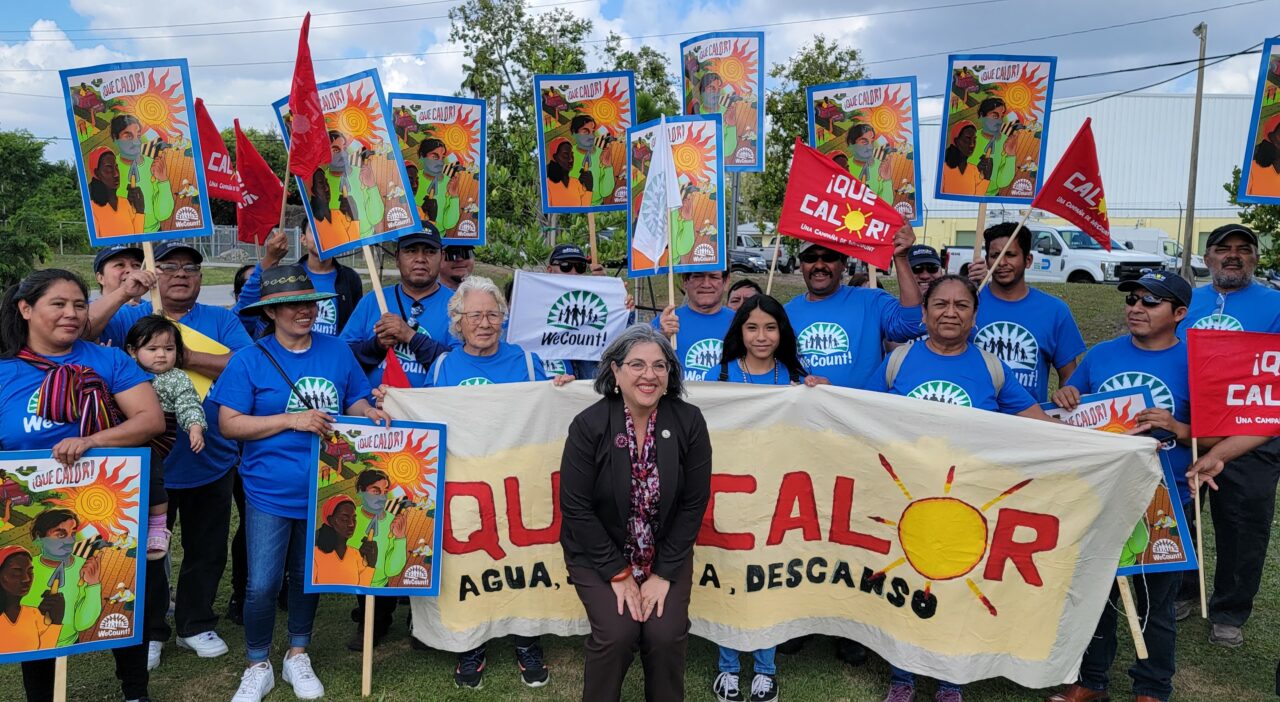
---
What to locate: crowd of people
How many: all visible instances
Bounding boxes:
[0,217,1276,702]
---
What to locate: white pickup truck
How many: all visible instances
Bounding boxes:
[941,224,1168,284]
[1111,226,1210,279]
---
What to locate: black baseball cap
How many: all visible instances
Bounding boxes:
[92,245,143,274]
[549,243,589,263]
[907,245,941,268]
[1118,270,1193,308]
[398,222,443,250]
[152,241,203,264]
[1204,224,1258,249]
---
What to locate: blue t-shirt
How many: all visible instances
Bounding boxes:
[233,264,341,338]
[1177,281,1280,338]
[974,287,1086,403]
[210,334,372,519]
[427,342,547,387]
[0,341,151,450]
[719,358,795,386]
[102,302,253,488]
[784,286,923,389]
[869,343,1036,414]
[1067,335,1193,504]
[649,305,735,382]
[340,284,458,387]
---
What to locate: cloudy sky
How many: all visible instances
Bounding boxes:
[1,0,1273,162]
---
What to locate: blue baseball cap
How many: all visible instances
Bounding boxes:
[92,244,143,274]
[907,245,941,268]
[549,243,589,263]
[397,222,443,250]
[152,241,203,264]
[1118,270,1193,308]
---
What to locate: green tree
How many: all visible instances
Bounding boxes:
[1225,166,1280,269]
[600,33,678,123]
[0,131,80,285]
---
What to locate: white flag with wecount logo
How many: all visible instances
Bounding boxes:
[632,114,682,265]
[507,270,630,361]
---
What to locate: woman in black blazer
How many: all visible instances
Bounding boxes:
[560,324,712,701]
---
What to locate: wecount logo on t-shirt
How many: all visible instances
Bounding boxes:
[459,377,494,386]
[389,323,430,375]
[23,389,61,433]
[548,290,608,331]
[908,380,973,407]
[542,359,569,377]
[797,322,850,356]
[1190,313,1244,332]
[976,321,1039,372]
[684,339,723,372]
[315,298,338,331]
[286,377,341,413]
[1098,372,1175,412]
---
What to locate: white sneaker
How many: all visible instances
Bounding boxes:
[177,631,229,658]
[231,662,275,702]
[146,641,162,671]
[282,651,324,700]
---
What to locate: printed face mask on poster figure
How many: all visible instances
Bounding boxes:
[329,147,348,174]
[575,133,595,150]
[39,535,75,561]
[422,156,445,177]
[853,143,873,162]
[362,492,388,514]
[114,137,141,161]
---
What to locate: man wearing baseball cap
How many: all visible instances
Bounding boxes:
[1174,223,1280,647]
[92,244,144,303]
[535,244,607,380]
[1047,270,1198,702]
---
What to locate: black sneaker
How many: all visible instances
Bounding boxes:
[455,648,486,689]
[713,671,745,702]
[515,643,550,687]
[776,634,810,655]
[749,673,779,702]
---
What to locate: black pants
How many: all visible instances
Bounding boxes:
[351,595,399,634]
[1207,444,1280,627]
[21,558,167,701]
[148,470,233,641]
[231,466,247,602]
[1078,571,1179,701]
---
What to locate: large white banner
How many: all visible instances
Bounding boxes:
[506,270,629,361]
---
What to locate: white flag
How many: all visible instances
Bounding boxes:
[506,270,630,361]
[632,115,682,266]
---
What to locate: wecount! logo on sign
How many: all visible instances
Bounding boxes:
[547,291,608,331]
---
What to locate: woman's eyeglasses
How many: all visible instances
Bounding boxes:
[798,251,844,264]
[622,360,669,374]
[912,264,940,274]
[462,311,504,324]
[1124,293,1170,309]
[558,261,588,274]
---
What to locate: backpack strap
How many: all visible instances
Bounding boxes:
[718,361,730,382]
[432,352,450,386]
[525,351,536,381]
[976,347,1006,393]
[884,344,911,389]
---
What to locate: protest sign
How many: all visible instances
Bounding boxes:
[778,138,903,270]
[934,54,1056,204]
[534,71,635,213]
[0,449,150,664]
[273,69,421,259]
[1189,329,1280,436]
[626,115,726,275]
[305,417,445,597]
[1030,117,1110,248]
[388,94,486,246]
[807,77,922,227]
[1238,38,1280,204]
[60,59,212,245]
[680,32,764,173]
[506,270,629,361]
[1043,388,1197,575]
[388,382,1160,687]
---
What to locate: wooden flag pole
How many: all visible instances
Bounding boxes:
[140,242,162,310]
[53,657,67,702]
[361,245,389,315]
[360,594,375,696]
[765,234,782,296]
[970,203,989,265]
[1116,576,1150,660]
[276,148,293,235]
[867,266,878,289]
[977,208,1034,290]
[1192,437,1207,618]
[588,212,599,269]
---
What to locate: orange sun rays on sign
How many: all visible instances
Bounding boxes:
[118,68,188,143]
[433,108,482,163]
[367,431,439,501]
[671,124,716,185]
[47,458,140,539]
[581,80,632,137]
[707,40,758,95]
[991,64,1048,123]
[861,87,913,146]
[326,84,385,150]
[1097,399,1139,434]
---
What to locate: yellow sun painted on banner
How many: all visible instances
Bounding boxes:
[434,107,482,162]
[47,458,140,538]
[118,69,188,142]
[707,40,759,95]
[581,80,632,137]
[835,204,870,237]
[325,84,385,150]
[991,64,1049,122]
[1097,399,1138,434]
[869,456,1034,616]
[671,124,716,185]
[862,86,913,147]
[367,431,439,500]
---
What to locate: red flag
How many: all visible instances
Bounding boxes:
[777,138,904,270]
[1031,118,1111,250]
[285,12,329,178]
[1188,329,1280,437]
[194,98,241,203]
[234,119,285,245]
[382,349,411,389]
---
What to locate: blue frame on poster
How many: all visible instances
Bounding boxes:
[1237,38,1280,205]
[1040,387,1199,576]
[272,69,423,260]
[933,54,1058,206]
[679,31,766,174]
[0,448,151,665]
[806,76,924,228]
[60,59,213,247]
[533,70,636,215]
[626,114,726,278]
[387,92,488,247]
[303,416,447,598]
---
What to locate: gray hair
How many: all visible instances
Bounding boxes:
[447,275,508,339]
[593,324,684,397]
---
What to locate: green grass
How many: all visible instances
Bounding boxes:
[6,273,1278,701]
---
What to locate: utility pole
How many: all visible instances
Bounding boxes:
[1181,22,1208,279]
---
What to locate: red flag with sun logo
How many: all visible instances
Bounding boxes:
[1031,118,1111,249]
[778,138,903,269]
[285,12,329,179]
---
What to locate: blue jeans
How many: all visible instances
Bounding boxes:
[1078,571,1179,701]
[890,665,962,692]
[243,502,318,663]
[717,646,777,675]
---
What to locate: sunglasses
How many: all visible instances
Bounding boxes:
[799,251,844,264]
[557,261,588,274]
[444,249,473,262]
[912,264,940,275]
[1124,293,1171,309]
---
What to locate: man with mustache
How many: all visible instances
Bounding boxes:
[1174,224,1280,648]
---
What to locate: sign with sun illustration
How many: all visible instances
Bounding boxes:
[1238,37,1280,204]
[680,32,764,173]
[626,115,726,276]
[534,71,636,213]
[807,77,923,227]
[60,59,212,245]
[388,93,486,246]
[305,417,445,596]
[0,449,150,664]
[936,54,1056,204]
[1043,388,1197,576]
[273,69,421,259]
